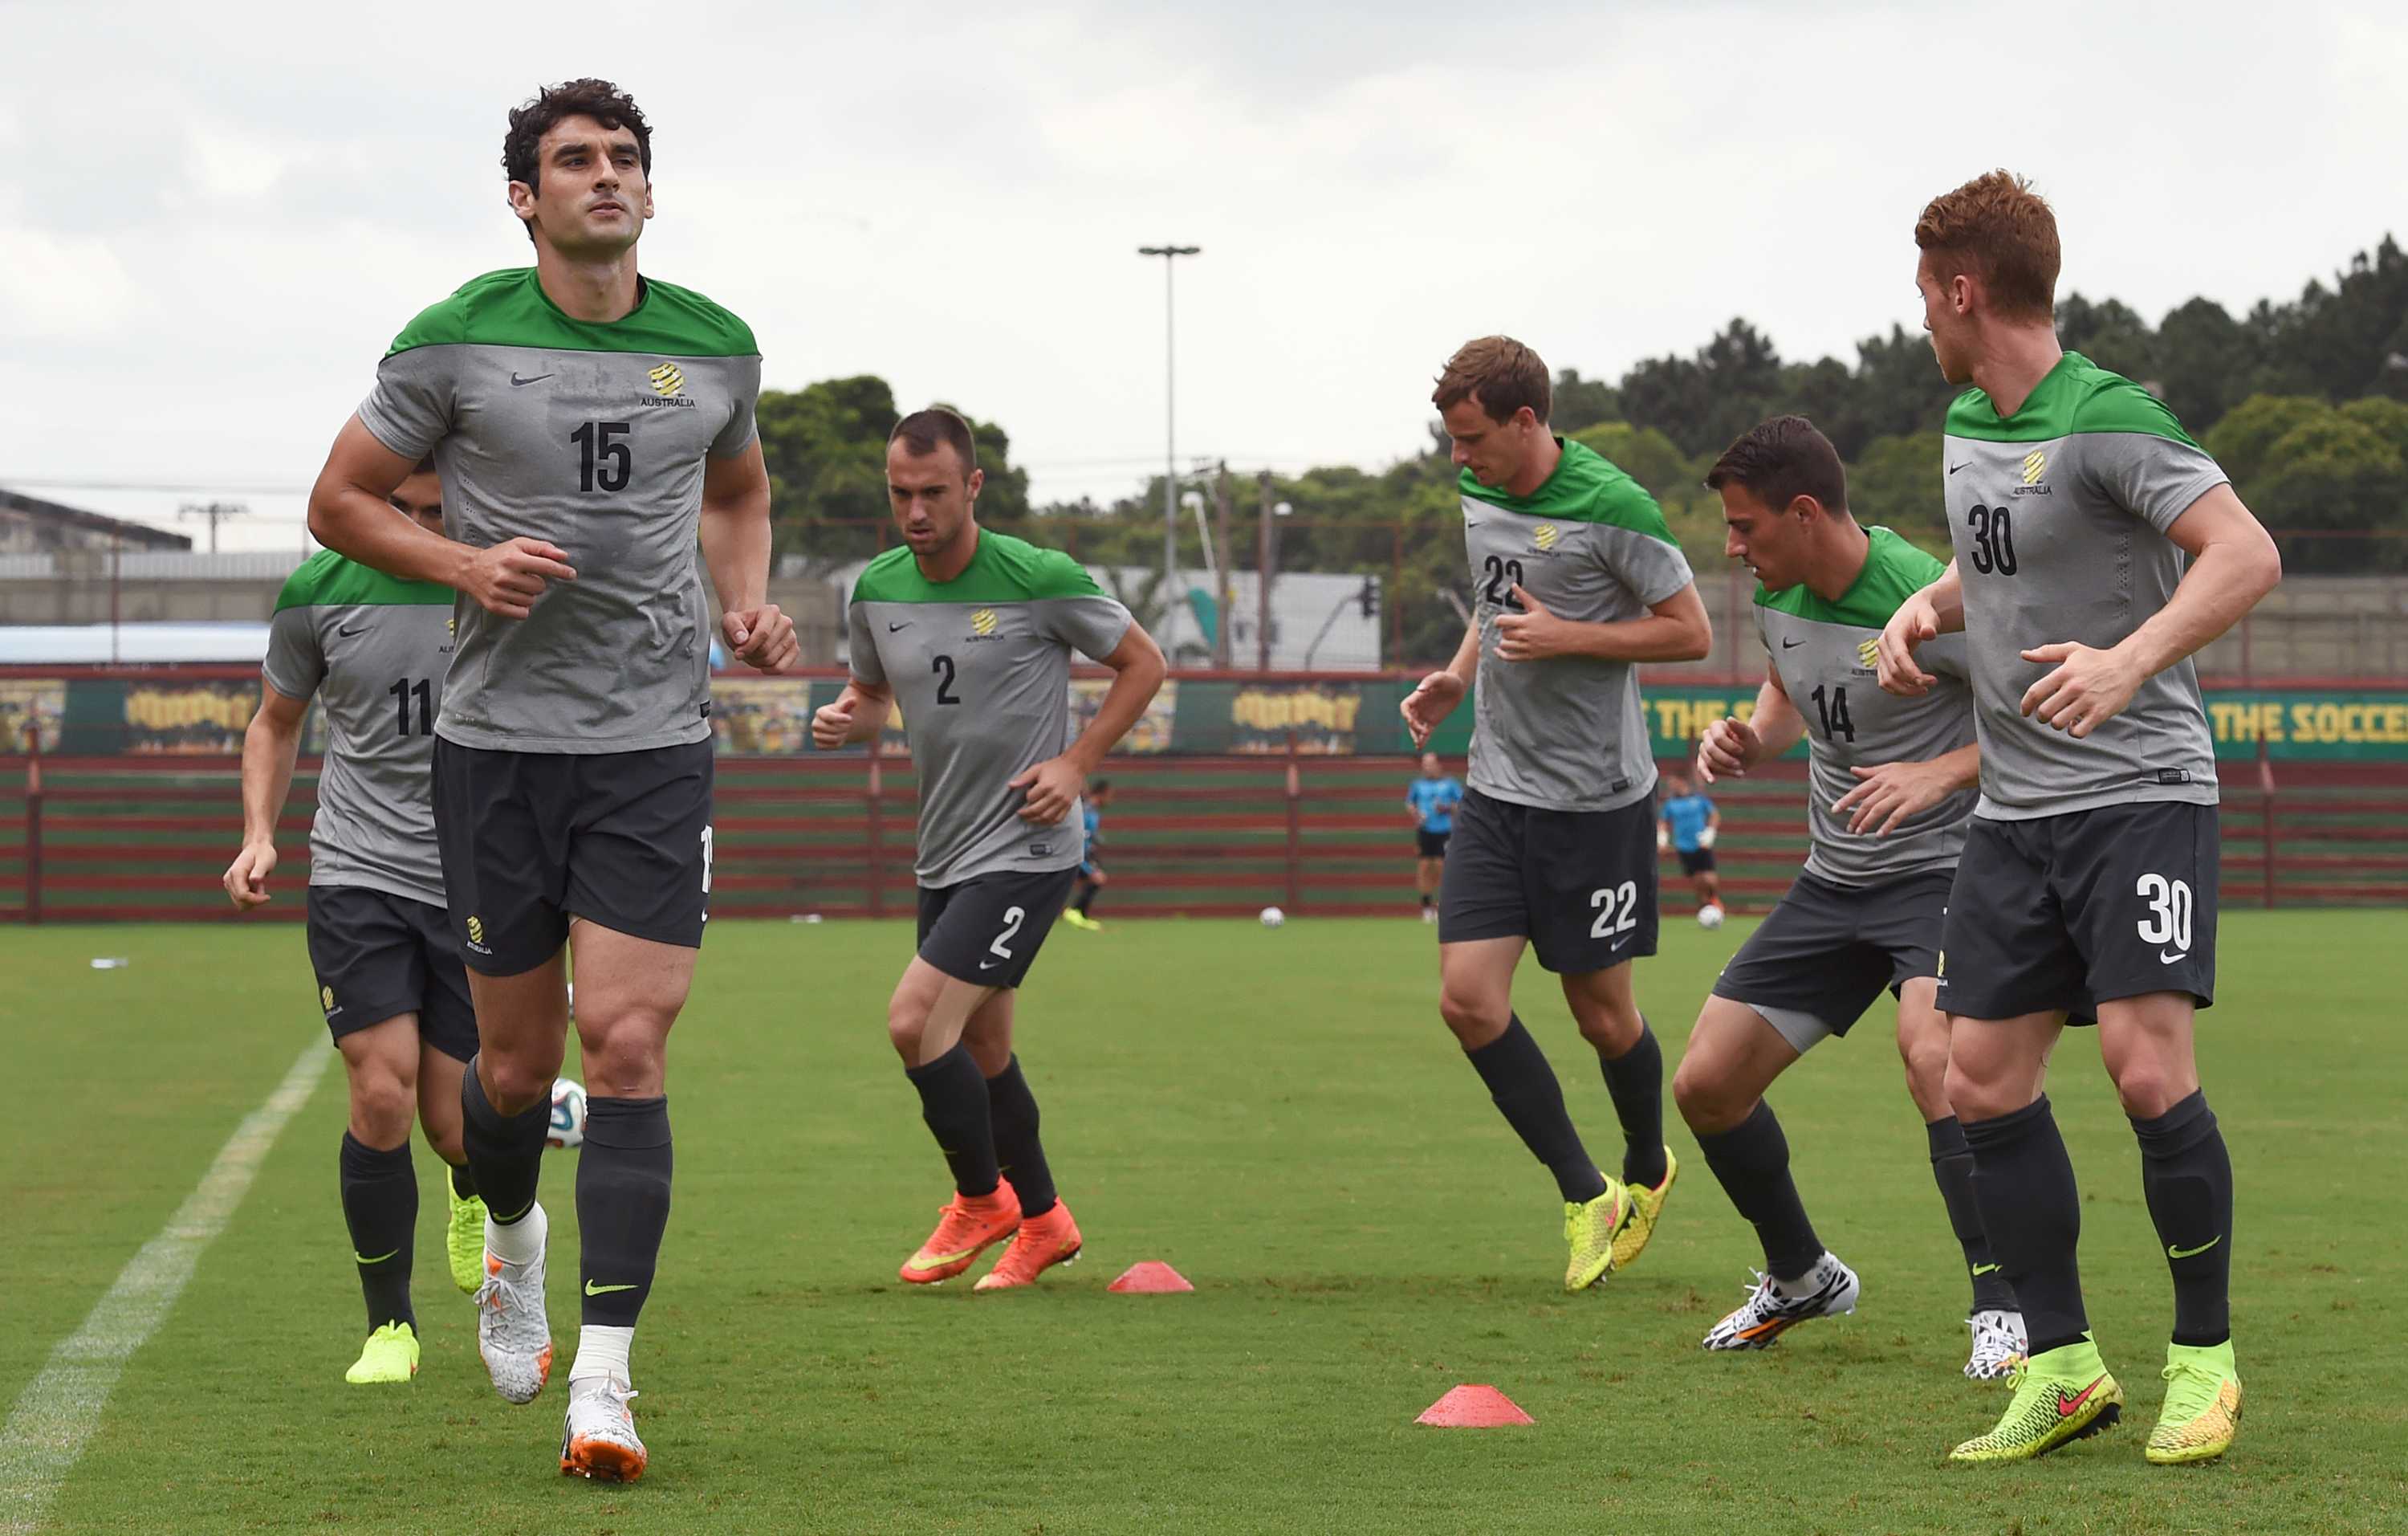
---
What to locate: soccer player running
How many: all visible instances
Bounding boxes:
[1061,778,1113,931]
[1669,415,2024,1379]
[1401,337,1712,1291]
[305,80,798,1481]
[1877,172,2280,1466]
[1655,772,1720,915]
[1405,752,1463,923]
[223,462,489,1385]
[812,409,1165,1291]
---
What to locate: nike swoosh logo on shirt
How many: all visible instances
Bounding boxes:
[584,1280,640,1296]
[510,372,554,386]
[1780,638,1803,649]
[337,624,366,637]
[2160,949,2188,964]
[1947,462,1971,475]
[888,621,911,632]
[2167,1235,2222,1260]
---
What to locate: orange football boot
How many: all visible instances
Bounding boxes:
[899,1183,1022,1284]
[974,1200,1084,1291]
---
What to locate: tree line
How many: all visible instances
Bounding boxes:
[759,234,2408,662]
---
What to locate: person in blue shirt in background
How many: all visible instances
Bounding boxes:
[1405,752,1465,924]
[1063,779,1114,932]
[1658,772,1723,914]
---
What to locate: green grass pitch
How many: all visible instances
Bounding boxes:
[2,911,2402,1534]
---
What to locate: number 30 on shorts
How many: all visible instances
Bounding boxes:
[2135,872,2192,951]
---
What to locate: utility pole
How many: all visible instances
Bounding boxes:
[1137,244,1200,652]
[1211,462,1234,670]
[177,500,248,553]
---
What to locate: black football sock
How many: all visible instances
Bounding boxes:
[1694,1100,1823,1281]
[1420,892,1434,911]
[447,1158,478,1201]
[906,1044,1001,1197]
[459,1055,548,1227]
[1597,1021,1668,1188]
[1963,1095,2089,1355]
[2130,1090,2234,1348]
[1928,1115,2015,1314]
[1074,883,1097,917]
[984,1056,1057,1218]
[576,1095,673,1328]
[338,1131,417,1334]
[1465,1017,1609,1204]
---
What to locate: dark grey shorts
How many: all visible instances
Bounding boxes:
[1711,867,1952,1050]
[1938,803,2218,1021]
[1438,788,1659,974]
[917,867,1079,989]
[432,738,713,976]
[306,884,478,1062]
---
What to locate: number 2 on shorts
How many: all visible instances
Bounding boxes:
[989,905,1027,962]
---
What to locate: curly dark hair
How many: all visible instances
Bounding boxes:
[502,78,652,190]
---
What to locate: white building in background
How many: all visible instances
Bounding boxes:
[814,558,1382,672]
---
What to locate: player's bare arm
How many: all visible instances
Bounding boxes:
[1494,582,1711,664]
[2019,486,2281,739]
[222,684,311,908]
[1874,560,1965,697]
[1011,622,1167,825]
[1400,617,1480,748]
[1832,741,1981,837]
[698,441,796,674]
[1699,673,1804,784]
[810,678,895,750]
[307,417,576,620]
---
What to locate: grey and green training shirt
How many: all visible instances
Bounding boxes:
[1942,352,2227,819]
[1756,527,1975,886]
[262,551,455,907]
[1461,438,1695,813]
[356,267,761,755]
[846,531,1133,888]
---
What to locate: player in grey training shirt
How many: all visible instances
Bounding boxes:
[1877,171,2281,1468]
[303,79,800,1481]
[813,409,1165,1292]
[223,462,490,1385]
[1664,416,2022,1380]
[1399,336,1711,1295]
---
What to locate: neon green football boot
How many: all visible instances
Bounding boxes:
[345,1321,421,1384]
[1949,1334,2123,1465]
[1563,1177,1630,1293]
[1611,1147,1677,1272]
[445,1173,490,1295]
[2146,1340,2242,1465]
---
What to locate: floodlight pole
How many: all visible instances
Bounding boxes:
[1138,244,1200,650]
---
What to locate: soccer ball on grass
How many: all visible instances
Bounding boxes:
[547,1078,588,1149]
[1696,902,1726,931]
[1259,906,1286,928]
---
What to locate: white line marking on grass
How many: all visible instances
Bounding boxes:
[0,1041,331,1534]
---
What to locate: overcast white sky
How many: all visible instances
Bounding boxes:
[4,0,2403,550]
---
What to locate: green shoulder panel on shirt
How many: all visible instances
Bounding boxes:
[273,549,454,612]
[385,268,758,359]
[1944,352,2202,446]
[1755,526,1946,629]
[1459,438,1676,544]
[852,530,1105,606]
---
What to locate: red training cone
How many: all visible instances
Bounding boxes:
[1416,1385,1535,1427]
[1107,1261,1194,1293]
